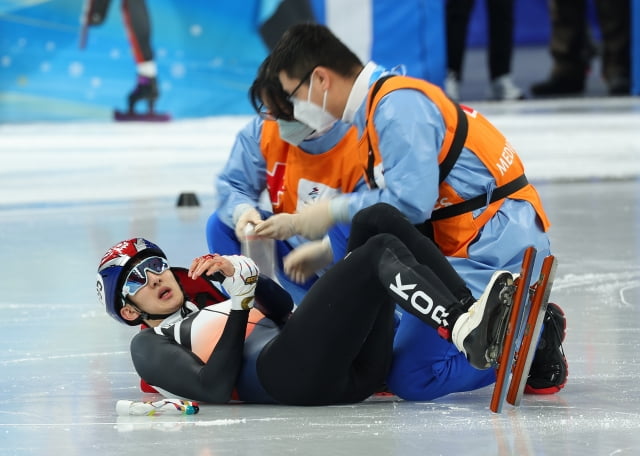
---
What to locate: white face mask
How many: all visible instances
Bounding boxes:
[292,76,337,135]
[276,119,315,146]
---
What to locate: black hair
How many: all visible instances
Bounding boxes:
[268,23,363,81]
[249,55,295,121]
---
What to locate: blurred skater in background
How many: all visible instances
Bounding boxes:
[80,0,168,120]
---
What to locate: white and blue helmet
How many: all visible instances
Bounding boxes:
[96,238,166,325]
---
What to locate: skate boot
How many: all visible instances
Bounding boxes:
[525,302,568,394]
[451,271,516,370]
[114,76,169,121]
[127,75,159,114]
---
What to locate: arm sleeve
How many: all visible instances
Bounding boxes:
[340,90,445,224]
[215,117,268,228]
[130,310,250,403]
[253,274,294,324]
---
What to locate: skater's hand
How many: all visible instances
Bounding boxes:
[189,253,234,278]
[234,207,263,241]
[283,238,333,284]
[189,254,258,310]
[254,213,298,240]
[220,255,259,310]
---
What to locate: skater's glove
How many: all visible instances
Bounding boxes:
[254,213,298,240]
[294,201,334,240]
[221,255,259,310]
[234,206,263,241]
[283,238,333,284]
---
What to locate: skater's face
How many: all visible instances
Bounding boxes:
[120,259,184,326]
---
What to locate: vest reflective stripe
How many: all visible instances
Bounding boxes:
[260,120,362,214]
[362,76,550,257]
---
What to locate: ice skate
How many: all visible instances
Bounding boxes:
[524,302,568,394]
[114,76,170,122]
[493,249,559,412]
[451,270,516,370]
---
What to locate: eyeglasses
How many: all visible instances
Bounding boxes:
[287,67,316,102]
[257,102,276,121]
[122,256,170,298]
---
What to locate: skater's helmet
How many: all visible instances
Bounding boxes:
[97,238,167,325]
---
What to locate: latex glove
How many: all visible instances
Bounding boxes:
[294,200,334,240]
[189,254,258,310]
[234,207,263,241]
[283,239,333,284]
[254,213,298,240]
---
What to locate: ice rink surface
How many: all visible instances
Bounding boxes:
[1,96,639,455]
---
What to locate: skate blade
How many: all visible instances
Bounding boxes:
[485,281,516,365]
[114,110,171,122]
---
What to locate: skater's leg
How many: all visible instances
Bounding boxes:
[258,231,512,405]
[388,312,495,400]
[121,0,153,64]
[257,235,397,405]
[349,203,473,303]
[120,0,161,115]
[373,232,515,369]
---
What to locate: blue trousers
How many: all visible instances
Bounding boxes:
[388,310,496,400]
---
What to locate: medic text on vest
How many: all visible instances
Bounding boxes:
[496,142,516,176]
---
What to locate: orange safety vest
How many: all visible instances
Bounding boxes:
[361,75,550,258]
[260,120,362,214]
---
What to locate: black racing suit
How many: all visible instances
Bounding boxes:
[130,203,473,405]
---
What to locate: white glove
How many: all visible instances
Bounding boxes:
[234,207,263,241]
[254,213,298,240]
[283,238,333,284]
[221,255,259,310]
[294,201,334,240]
[255,201,334,241]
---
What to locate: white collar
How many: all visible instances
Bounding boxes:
[342,62,378,123]
[155,301,199,329]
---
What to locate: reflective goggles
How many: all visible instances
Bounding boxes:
[122,256,170,298]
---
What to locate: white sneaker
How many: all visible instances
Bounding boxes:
[490,74,524,101]
[451,270,515,369]
[444,71,460,101]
